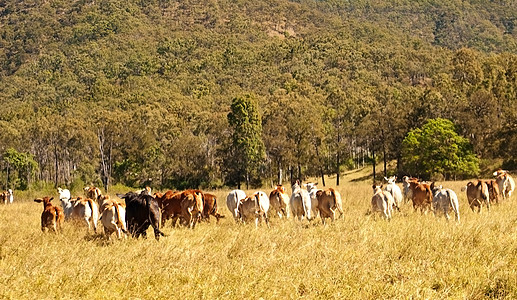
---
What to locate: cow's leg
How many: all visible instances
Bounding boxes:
[92,216,98,233]
[83,217,91,233]
[443,205,450,221]
[265,214,270,228]
[104,225,112,239]
[171,214,179,227]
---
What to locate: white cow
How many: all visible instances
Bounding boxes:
[494,169,515,200]
[304,182,319,219]
[238,191,270,228]
[99,197,127,239]
[290,180,312,221]
[58,187,73,219]
[226,189,246,222]
[371,184,394,220]
[384,176,403,211]
[6,189,13,204]
[402,176,416,203]
[432,185,460,222]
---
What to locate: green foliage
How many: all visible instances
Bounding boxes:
[227,93,266,186]
[402,118,479,180]
[0,0,516,189]
[3,148,39,190]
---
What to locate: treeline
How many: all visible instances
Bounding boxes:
[0,0,516,190]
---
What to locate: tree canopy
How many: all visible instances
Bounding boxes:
[0,0,516,189]
[401,118,479,180]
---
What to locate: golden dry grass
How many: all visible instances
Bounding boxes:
[1,173,517,299]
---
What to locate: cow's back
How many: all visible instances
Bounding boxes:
[227,189,245,219]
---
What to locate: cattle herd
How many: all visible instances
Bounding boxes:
[1,169,513,240]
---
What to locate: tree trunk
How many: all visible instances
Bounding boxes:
[98,129,112,193]
[54,145,59,188]
[314,142,326,187]
[372,149,376,183]
[5,162,9,190]
[278,160,282,185]
[289,165,293,185]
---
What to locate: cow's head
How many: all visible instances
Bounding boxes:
[292,180,301,191]
[384,176,397,184]
[193,191,204,214]
[372,184,382,193]
[34,196,54,207]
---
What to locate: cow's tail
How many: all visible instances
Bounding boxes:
[210,196,218,216]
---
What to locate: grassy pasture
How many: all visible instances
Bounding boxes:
[1,175,517,299]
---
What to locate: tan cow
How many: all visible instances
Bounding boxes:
[180,190,204,229]
[34,197,64,233]
[69,196,99,233]
[316,188,344,224]
[466,180,490,213]
[370,185,394,220]
[99,195,127,239]
[269,185,290,218]
[494,169,515,200]
[238,191,270,228]
[84,186,102,204]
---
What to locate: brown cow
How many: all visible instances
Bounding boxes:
[466,180,490,213]
[155,190,182,227]
[156,190,204,228]
[269,185,290,218]
[408,181,433,213]
[486,179,501,205]
[202,193,224,223]
[34,197,64,233]
[1,189,13,204]
[316,188,344,224]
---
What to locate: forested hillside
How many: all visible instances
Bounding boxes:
[0,0,516,190]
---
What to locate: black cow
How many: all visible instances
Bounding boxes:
[117,192,165,240]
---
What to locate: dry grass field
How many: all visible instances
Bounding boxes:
[1,169,517,299]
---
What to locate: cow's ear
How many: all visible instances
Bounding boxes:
[34,198,43,203]
[49,197,54,201]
